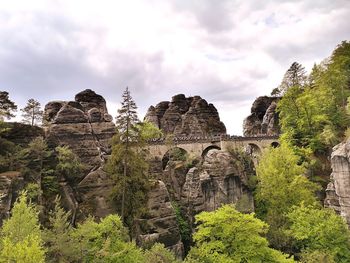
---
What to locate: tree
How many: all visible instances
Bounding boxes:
[286,204,350,262]
[106,87,153,228]
[255,144,319,251]
[106,134,150,228]
[22,137,52,206]
[272,62,307,96]
[71,214,144,262]
[185,205,294,263]
[0,91,17,120]
[115,87,139,222]
[43,196,75,262]
[56,145,84,181]
[21,98,43,126]
[144,243,179,263]
[0,192,45,262]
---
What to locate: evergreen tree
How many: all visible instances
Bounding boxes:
[106,87,152,228]
[272,62,307,96]
[115,87,139,222]
[0,91,17,120]
[0,192,45,263]
[44,196,75,262]
[21,98,43,126]
[22,137,52,206]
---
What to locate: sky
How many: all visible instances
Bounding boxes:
[0,0,349,135]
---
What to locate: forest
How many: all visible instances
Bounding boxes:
[0,40,349,262]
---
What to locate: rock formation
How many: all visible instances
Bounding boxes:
[159,148,254,227]
[180,149,254,225]
[44,89,116,220]
[325,140,350,224]
[44,89,184,257]
[243,96,280,136]
[0,171,24,225]
[145,94,226,137]
[136,180,184,258]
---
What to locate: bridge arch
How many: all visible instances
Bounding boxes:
[162,147,188,170]
[202,145,221,158]
[245,143,261,157]
[271,141,280,148]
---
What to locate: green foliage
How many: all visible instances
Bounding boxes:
[172,202,191,248]
[21,98,43,126]
[286,204,350,262]
[0,192,45,262]
[43,196,75,262]
[136,121,163,143]
[186,205,293,263]
[0,91,17,120]
[72,214,144,262]
[277,41,350,153]
[144,243,179,263]
[255,144,320,250]
[56,145,84,181]
[106,136,151,228]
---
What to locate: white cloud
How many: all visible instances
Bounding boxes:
[0,0,349,134]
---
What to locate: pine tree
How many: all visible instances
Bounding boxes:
[22,137,52,207]
[115,87,139,222]
[21,98,43,126]
[272,62,307,96]
[44,196,75,262]
[0,91,17,120]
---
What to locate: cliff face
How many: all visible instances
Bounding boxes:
[243,96,280,136]
[145,94,226,137]
[44,89,184,257]
[44,89,116,220]
[159,148,254,227]
[325,140,350,224]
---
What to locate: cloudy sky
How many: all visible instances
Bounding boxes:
[1,0,349,134]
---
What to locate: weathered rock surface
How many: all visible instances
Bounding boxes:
[136,180,184,258]
[180,149,254,225]
[44,89,115,172]
[243,96,280,136]
[325,140,350,224]
[145,94,226,137]
[44,89,116,220]
[0,172,24,225]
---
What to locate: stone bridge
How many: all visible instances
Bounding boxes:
[146,135,279,165]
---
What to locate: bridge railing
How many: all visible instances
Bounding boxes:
[146,134,279,145]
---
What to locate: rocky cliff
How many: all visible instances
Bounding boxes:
[243,96,280,136]
[325,140,350,224]
[145,94,226,137]
[44,89,116,220]
[44,89,184,257]
[159,147,255,230]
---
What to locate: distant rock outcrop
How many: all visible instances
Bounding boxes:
[145,94,226,137]
[243,96,280,136]
[325,140,350,224]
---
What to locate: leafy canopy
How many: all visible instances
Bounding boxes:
[186,205,294,263]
